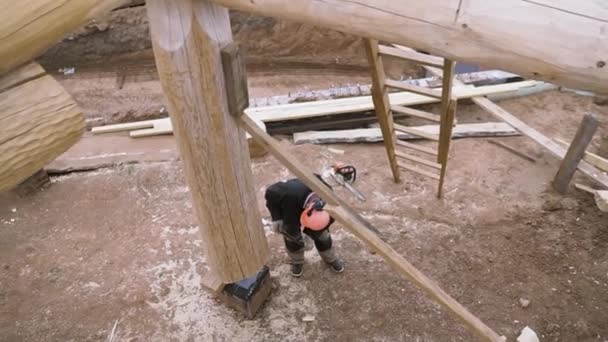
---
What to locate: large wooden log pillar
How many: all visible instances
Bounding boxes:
[146,0,269,283]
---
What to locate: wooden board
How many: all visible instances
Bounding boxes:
[595,191,608,212]
[210,0,608,93]
[147,0,269,283]
[246,80,544,123]
[473,97,608,189]
[293,122,520,145]
[555,138,608,172]
[0,62,84,192]
[0,0,128,76]
[324,206,502,342]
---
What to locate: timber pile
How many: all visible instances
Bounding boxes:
[0,63,84,192]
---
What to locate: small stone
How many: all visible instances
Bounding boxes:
[519,298,530,308]
[302,314,315,322]
[542,198,563,212]
[11,208,16,213]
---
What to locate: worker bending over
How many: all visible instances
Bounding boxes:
[265,177,344,277]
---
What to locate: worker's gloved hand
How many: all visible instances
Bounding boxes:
[271,220,284,233]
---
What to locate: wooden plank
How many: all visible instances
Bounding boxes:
[378,45,444,67]
[293,122,520,145]
[0,63,84,192]
[397,140,438,157]
[398,161,440,180]
[210,0,608,93]
[91,120,157,134]
[0,0,127,76]
[391,104,441,123]
[595,191,608,212]
[473,96,608,189]
[239,112,504,341]
[146,0,268,283]
[394,123,439,141]
[364,39,400,182]
[385,79,443,99]
[553,114,600,193]
[221,42,249,117]
[240,114,340,206]
[129,119,173,138]
[324,205,503,342]
[555,138,608,172]
[247,80,543,123]
[395,150,441,170]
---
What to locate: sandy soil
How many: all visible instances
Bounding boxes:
[1,91,608,342]
[2,4,608,342]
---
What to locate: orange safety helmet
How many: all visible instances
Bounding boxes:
[300,200,330,231]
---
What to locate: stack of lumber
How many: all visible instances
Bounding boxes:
[0,63,84,191]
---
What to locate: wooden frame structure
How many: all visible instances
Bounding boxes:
[2,0,608,339]
[365,39,457,197]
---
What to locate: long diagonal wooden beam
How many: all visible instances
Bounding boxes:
[240,114,503,342]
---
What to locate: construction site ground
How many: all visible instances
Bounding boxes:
[1,6,608,342]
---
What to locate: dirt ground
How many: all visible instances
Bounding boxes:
[1,4,608,342]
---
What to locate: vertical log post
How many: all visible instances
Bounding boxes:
[146,0,269,283]
[364,38,401,183]
[553,114,599,194]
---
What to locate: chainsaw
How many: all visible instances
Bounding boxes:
[326,163,366,202]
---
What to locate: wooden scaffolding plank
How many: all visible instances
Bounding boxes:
[385,79,443,99]
[396,140,438,156]
[394,123,439,141]
[397,161,440,180]
[395,150,441,170]
[378,45,444,68]
[364,38,400,183]
[391,104,441,123]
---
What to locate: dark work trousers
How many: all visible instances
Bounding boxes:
[282,224,337,265]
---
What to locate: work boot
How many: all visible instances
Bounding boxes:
[327,258,345,273]
[290,263,304,278]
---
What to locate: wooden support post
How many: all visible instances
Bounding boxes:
[437,59,456,198]
[437,100,457,198]
[146,0,268,283]
[553,114,600,193]
[364,38,401,183]
[241,113,501,341]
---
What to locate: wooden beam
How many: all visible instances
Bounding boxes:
[324,205,503,342]
[364,38,400,183]
[553,114,600,193]
[293,122,520,145]
[473,97,608,189]
[437,99,457,198]
[555,138,608,172]
[241,109,502,341]
[209,0,608,94]
[146,0,268,283]
[378,45,444,68]
[385,79,443,99]
[0,62,84,192]
[0,0,128,76]
[221,42,249,117]
[247,80,545,123]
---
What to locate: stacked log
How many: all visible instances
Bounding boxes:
[0,63,84,192]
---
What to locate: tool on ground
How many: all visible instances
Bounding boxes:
[327,162,367,202]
